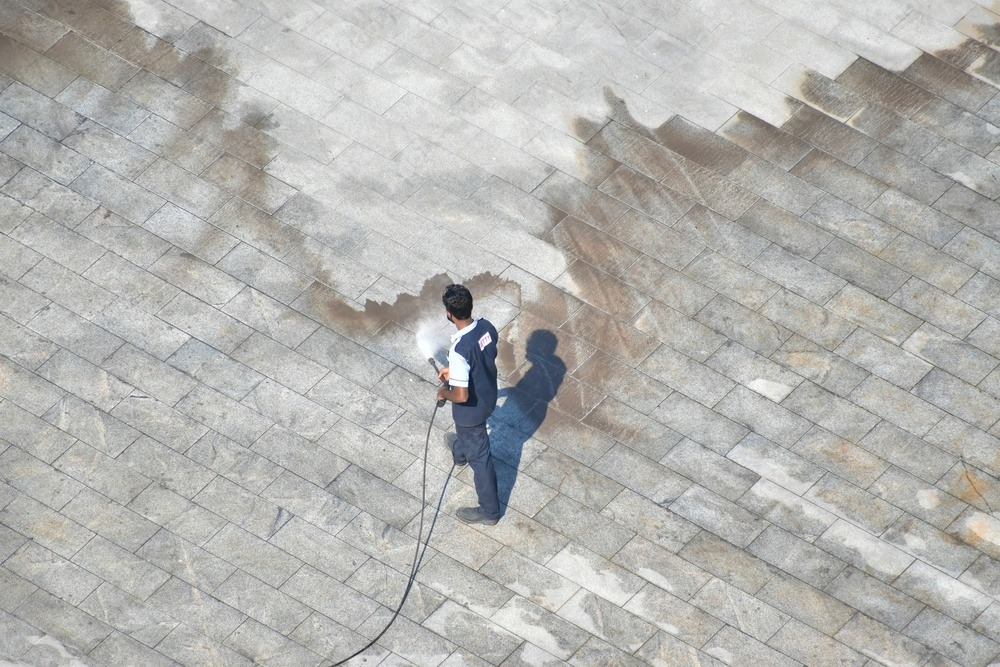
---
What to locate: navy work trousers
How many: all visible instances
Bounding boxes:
[453,422,500,519]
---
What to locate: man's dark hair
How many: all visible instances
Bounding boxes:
[443,284,473,320]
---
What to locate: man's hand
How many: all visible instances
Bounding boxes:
[437,367,450,384]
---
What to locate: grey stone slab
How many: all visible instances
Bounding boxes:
[102,343,195,406]
[128,113,224,175]
[0,312,57,371]
[717,385,814,447]
[242,378,338,441]
[0,232,41,282]
[816,520,913,583]
[740,478,837,544]
[53,440,150,504]
[217,245,312,306]
[149,246,244,308]
[79,582,178,647]
[905,324,996,385]
[835,613,935,667]
[11,212,106,274]
[803,194,900,255]
[805,472,901,535]
[127,483,226,547]
[117,435,213,498]
[915,369,1000,432]
[262,471,359,538]
[167,339,264,401]
[759,573,855,636]
[621,583,725,649]
[0,353,65,417]
[1,125,90,185]
[825,566,923,631]
[14,590,112,655]
[158,292,254,354]
[698,295,794,358]
[6,541,101,606]
[213,570,311,636]
[726,432,825,495]
[0,81,83,140]
[557,590,655,654]
[0,34,77,97]
[904,607,1000,667]
[590,443,686,507]
[61,120,157,182]
[224,617,325,667]
[186,431,283,494]
[892,278,986,340]
[138,531,237,595]
[661,438,759,501]
[792,425,888,488]
[749,243,846,306]
[867,191,959,253]
[1,493,91,561]
[111,392,208,453]
[926,140,1000,200]
[859,421,955,485]
[747,524,845,587]
[44,395,139,457]
[850,376,946,438]
[791,149,887,209]
[250,424,347,489]
[599,489,700,555]
[194,474,292,541]
[176,384,273,447]
[834,328,931,391]
[0,400,75,463]
[94,299,190,361]
[279,564,379,631]
[670,485,766,548]
[55,78,150,135]
[767,618,865,666]
[825,285,922,346]
[770,331,865,395]
[82,252,179,312]
[782,381,878,443]
[61,485,157,553]
[20,258,115,320]
[90,632,183,667]
[28,304,123,364]
[269,517,365,584]
[544,542,643,607]
[896,559,991,624]
[534,494,634,558]
[691,577,790,643]
[610,535,711,601]
[581,397,680,461]
[702,625,798,667]
[71,163,166,225]
[155,622,252,667]
[2,168,99,229]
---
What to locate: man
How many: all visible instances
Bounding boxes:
[436,284,501,525]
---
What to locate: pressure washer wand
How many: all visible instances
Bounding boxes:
[428,357,448,407]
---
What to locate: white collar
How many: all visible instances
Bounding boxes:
[451,318,479,341]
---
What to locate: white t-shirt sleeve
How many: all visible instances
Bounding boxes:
[447,347,471,387]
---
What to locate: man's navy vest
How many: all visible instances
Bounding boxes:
[452,319,499,427]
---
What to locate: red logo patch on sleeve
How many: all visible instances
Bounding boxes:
[478,332,492,350]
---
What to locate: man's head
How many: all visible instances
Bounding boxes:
[443,284,473,322]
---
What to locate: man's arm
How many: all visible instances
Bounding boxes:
[437,383,469,404]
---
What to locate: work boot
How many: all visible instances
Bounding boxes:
[444,433,467,467]
[456,507,499,525]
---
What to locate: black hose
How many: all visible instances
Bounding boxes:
[328,400,455,666]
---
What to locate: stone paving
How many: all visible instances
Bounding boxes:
[3,0,1000,665]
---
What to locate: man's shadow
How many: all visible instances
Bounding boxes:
[489,330,565,515]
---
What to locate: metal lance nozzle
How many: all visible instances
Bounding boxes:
[429,358,448,407]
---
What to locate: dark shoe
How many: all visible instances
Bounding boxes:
[456,507,499,525]
[444,433,467,467]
